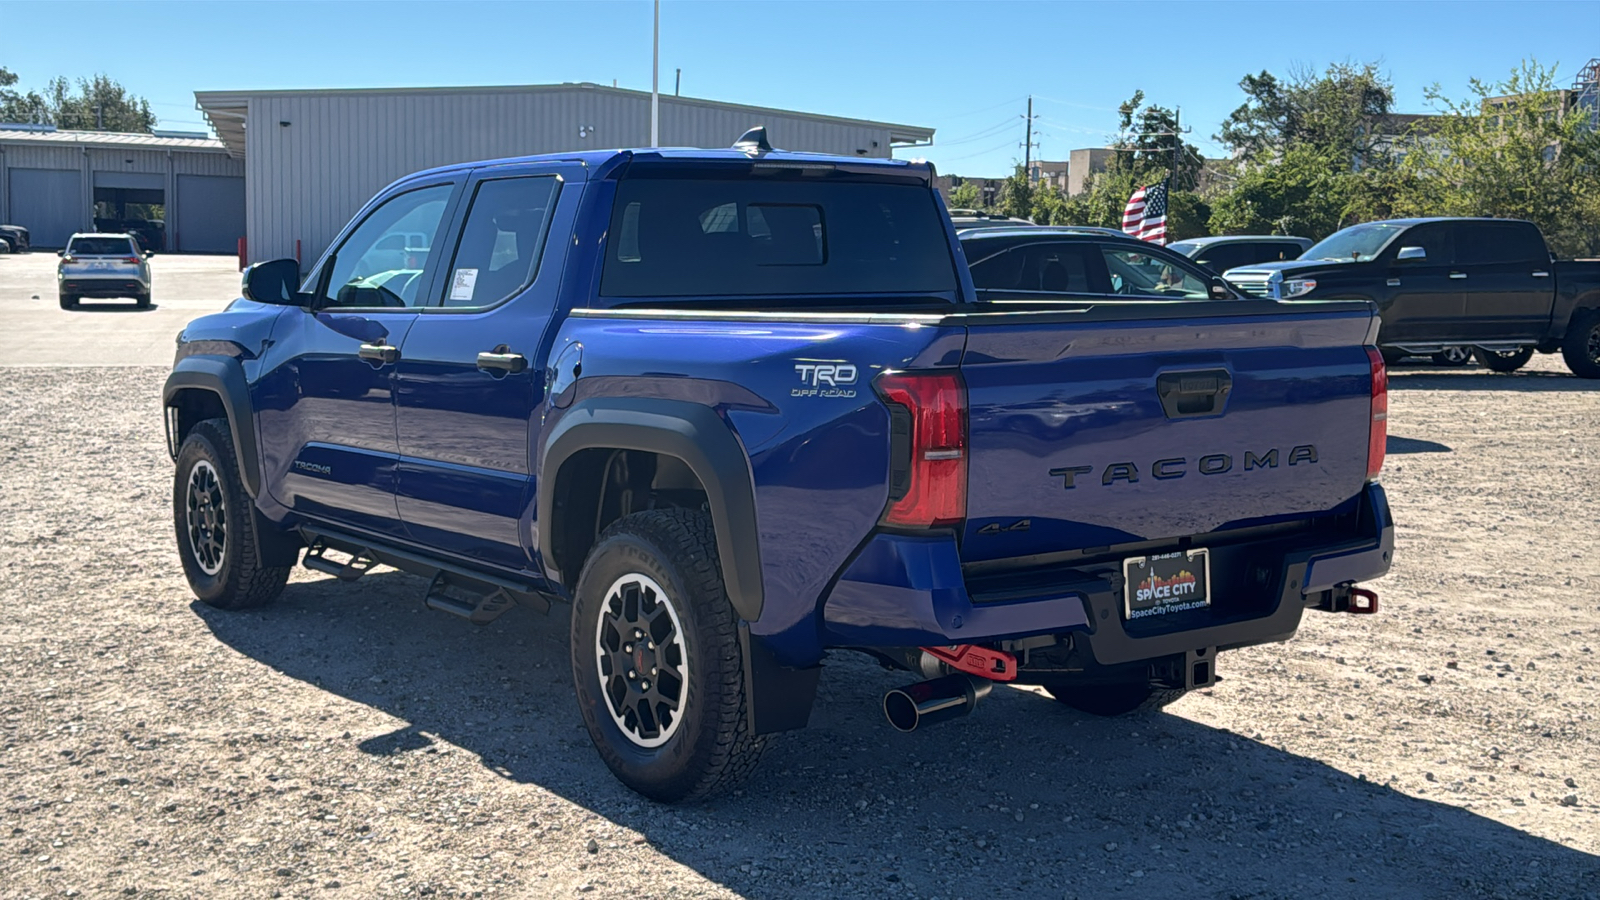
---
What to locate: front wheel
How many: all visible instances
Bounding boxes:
[1043,681,1188,717]
[570,509,765,802]
[1431,346,1474,367]
[1561,310,1600,379]
[1473,346,1534,373]
[173,418,292,608]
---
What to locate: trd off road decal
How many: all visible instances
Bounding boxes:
[792,362,858,398]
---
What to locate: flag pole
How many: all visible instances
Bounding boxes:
[651,0,660,148]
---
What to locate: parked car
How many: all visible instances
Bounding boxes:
[1168,235,1312,274]
[163,132,1392,802]
[1223,217,1600,376]
[960,226,1239,299]
[948,208,1034,230]
[58,233,153,309]
[0,224,29,253]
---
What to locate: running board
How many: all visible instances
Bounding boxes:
[1388,341,1528,355]
[297,525,555,624]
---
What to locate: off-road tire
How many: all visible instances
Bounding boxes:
[1431,346,1474,367]
[173,418,291,609]
[1044,681,1188,717]
[58,294,76,310]
[1561,309,1600,379]
[1380,347,1407,366]
[571,508,765,802]
[1473,346,1534,373]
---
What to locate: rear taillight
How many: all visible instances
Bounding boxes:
[876,371,967,528]
[1366,347,1387,479]
[124,256,141,264]
[61,255,76,263]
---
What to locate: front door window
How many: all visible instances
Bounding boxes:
[319,185,454,309]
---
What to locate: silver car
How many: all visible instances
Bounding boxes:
[58,233,153,309]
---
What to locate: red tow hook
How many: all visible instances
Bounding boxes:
[921,645,1018,682]
[1348,586,1380,614]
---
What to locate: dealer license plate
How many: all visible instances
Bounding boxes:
[90,261,113,269]
[1123,549,1210,620]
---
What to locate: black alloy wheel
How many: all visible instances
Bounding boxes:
[594,573,690,748]
[172,418,292,608]
[1430,346,1474,367]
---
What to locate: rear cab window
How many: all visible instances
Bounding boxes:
[599,173,957,304]
[1457,221,1549,266]
[67,237,137,257]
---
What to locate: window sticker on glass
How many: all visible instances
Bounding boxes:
[449,268,479,301]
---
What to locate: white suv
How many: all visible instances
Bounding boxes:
[58,233,153,309]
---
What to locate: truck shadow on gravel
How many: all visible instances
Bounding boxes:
[1387,369,1593,392]
[199,571,1599,900]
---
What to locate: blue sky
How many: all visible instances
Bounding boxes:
[3,0,1596,176]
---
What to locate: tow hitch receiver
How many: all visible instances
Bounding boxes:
[921,644,1018,682]
[1348,586,1379,614]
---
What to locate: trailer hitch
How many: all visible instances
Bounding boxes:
[920,644,1018,682]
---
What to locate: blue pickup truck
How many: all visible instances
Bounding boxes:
[163,131,1393,801]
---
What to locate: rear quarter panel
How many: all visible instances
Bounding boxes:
[544,313,965,663]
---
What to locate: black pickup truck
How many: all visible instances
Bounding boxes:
[1223,217,1600,376]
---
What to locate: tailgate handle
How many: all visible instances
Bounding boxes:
[1156,369,1232,419]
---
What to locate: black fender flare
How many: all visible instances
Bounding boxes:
[539,398,764,622]
[163,354,261,499]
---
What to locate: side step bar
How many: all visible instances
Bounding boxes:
[298,526,555,624]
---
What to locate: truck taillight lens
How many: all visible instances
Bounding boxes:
[1366,347,1387,479]
[876,371,967,528]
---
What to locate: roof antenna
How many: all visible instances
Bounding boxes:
[732,125,773,154]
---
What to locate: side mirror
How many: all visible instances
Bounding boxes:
[144,250,156,258]
[56,249,65,257]
[1395,246,1427,262]
[1210,277,1233,300]
[241,258,310,306]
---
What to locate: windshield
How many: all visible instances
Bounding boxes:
[67,237,136,257]
[1302,223,1408,262]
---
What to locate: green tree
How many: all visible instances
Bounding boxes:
[947,180,982,211]
[0,67,154,132]
[1400,59,1600,257]
[1113,90,1205,190]
[998,166,1034,219]
[1217,63,1396,167]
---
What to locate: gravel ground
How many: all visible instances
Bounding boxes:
[1,358,1597,900]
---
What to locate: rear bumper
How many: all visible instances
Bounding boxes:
[61,278,148,297]
[821,482,1393,665]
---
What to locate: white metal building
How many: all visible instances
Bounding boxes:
[0,126,245,251]
[195,83,935,265]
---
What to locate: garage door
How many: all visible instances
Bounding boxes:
[8,168,84,249]
[175,174,245,254]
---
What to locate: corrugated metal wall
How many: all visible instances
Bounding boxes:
[244,89,904,263]
[0,140,242,249]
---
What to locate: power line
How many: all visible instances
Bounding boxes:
[1033,94,1123,113]
[936,115,1026,147]
[937,95,1029,122]
[938,136,1023,164]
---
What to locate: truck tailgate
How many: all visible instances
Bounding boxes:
[957,301,1378,563]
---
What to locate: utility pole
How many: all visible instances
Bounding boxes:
[675,68,681,97]
[650,0,660,147]
[95,102,103,131]
[1021,96,1039,182]
[1171,107,1181,189]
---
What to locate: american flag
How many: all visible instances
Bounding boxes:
[1121,178,1169,245]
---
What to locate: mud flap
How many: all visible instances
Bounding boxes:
[739,624,822,736]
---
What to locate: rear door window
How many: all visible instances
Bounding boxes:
[1457,222,1548,266]
[1192,243,1253,273]
[438,175,561,309]
[600,177,956,298]
[969,242,1100,293]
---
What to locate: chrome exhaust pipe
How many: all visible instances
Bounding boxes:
[883,673,992,732]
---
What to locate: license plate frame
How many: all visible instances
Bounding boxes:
[1123,548,1211,620]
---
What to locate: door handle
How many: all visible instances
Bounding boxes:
[1532,270,1550,278]
[477,349,528,374]
[1448,272,1468,280]
[1156,369,1232,419]
[357,342,399,364]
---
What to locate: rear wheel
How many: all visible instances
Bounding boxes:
[1431,346,1474,367]
[1473,346,1534,373]
[570,508,765,802]
[1043,680,1188,717]
[58,293,77,310]
[1561,310,1600,379]
[173,418,292,608]
[1380,347,1407,365]
[135,290,152,309]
